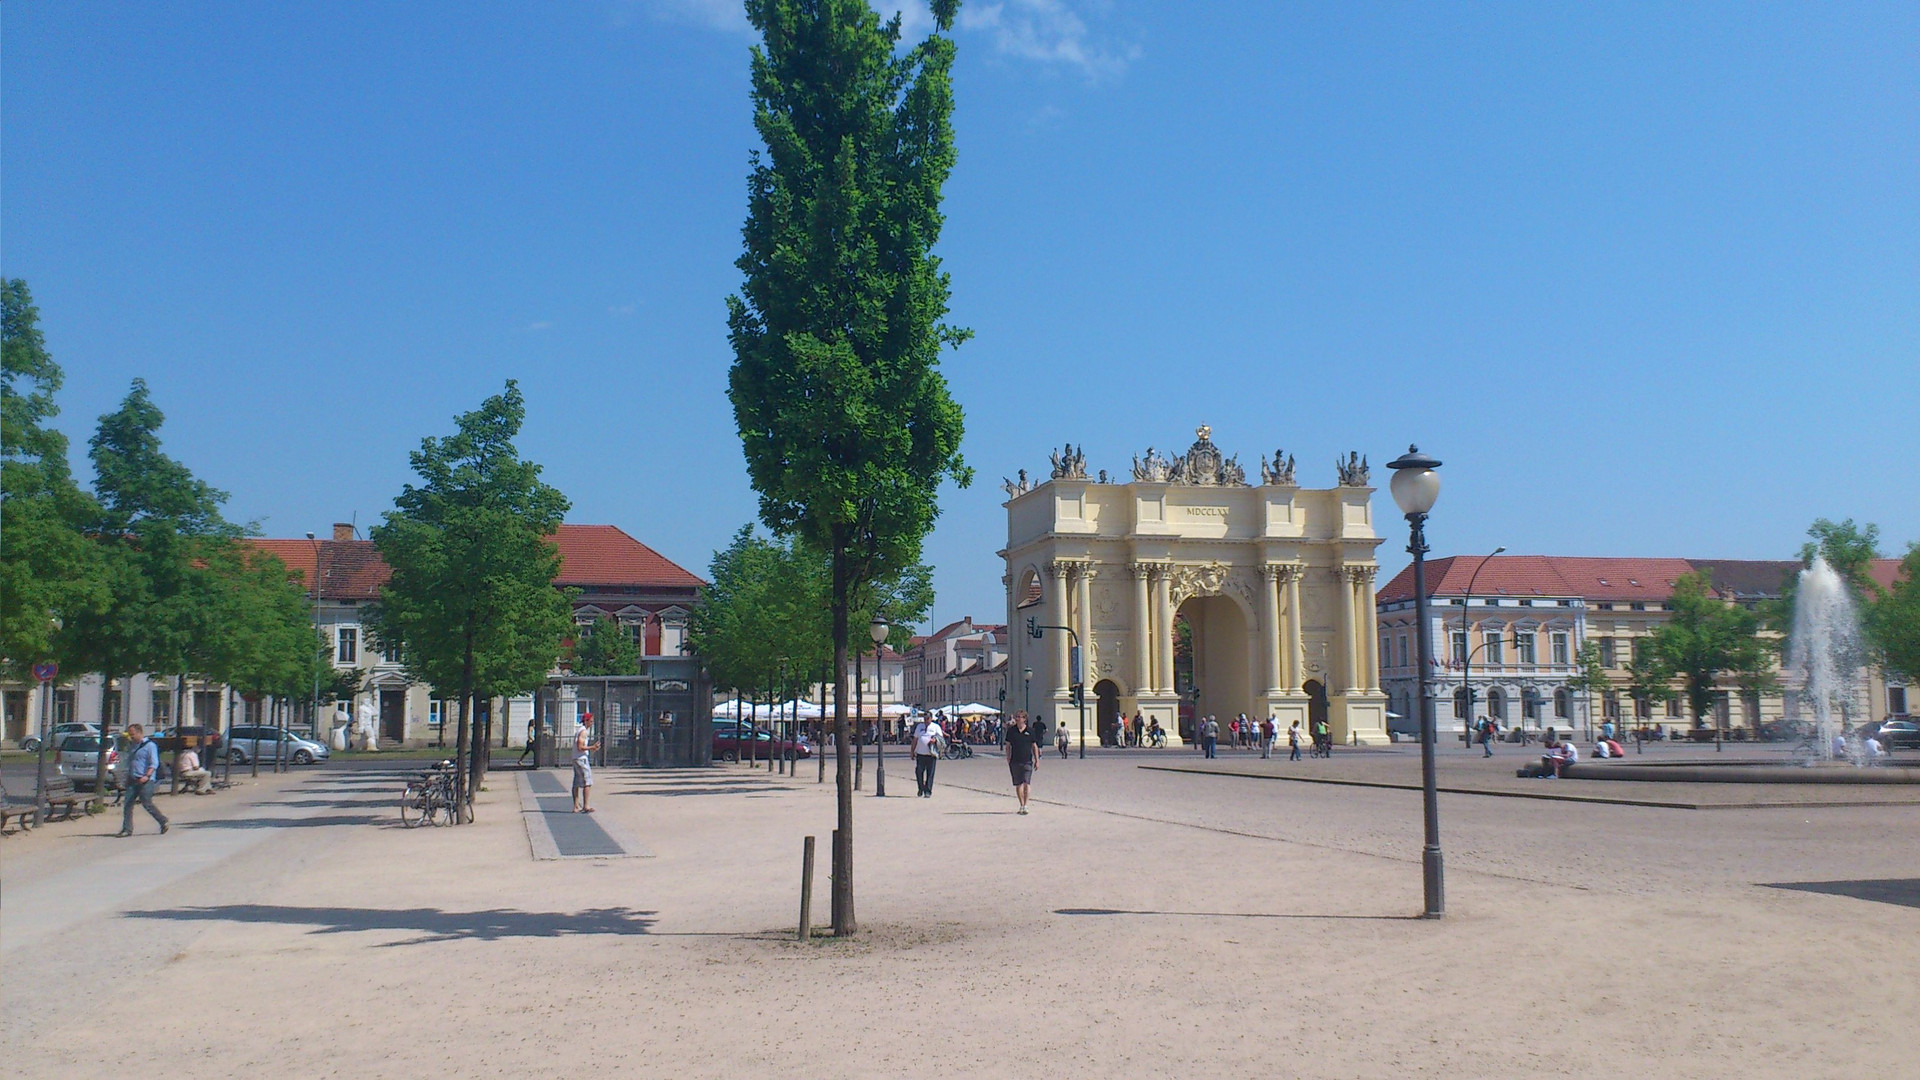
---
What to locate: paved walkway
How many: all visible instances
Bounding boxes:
[518,769,647,858]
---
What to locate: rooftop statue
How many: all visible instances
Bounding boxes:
[1335,451,1370,487]
[1260,450,1297,486]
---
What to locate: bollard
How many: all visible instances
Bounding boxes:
[798,835,816,941]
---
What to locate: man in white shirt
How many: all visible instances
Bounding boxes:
[912,718,946,797]
[176,746,213,794]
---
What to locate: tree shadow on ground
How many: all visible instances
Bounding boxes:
[178,815,385,830]
[1054,908,1420,921]
[124,904,659,945]
[1763,878,1920,909]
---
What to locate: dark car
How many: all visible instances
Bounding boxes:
[712,720,811,763]
[154,725,224,757]
[1870,719,1919,750]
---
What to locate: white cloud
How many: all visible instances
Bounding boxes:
[630,1,1137,79]
[960,0,1137,80]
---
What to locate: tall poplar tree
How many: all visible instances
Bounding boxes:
[367,382,572,821]
[0,280,106,677]
[727,0,970,936]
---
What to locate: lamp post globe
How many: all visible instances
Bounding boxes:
[1386,444,1446,919]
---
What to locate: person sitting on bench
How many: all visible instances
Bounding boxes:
[176,747,214,794]
[1539,729,1578,778]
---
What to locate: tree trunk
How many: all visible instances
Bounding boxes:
[830,546,855,936]
[456,636,476,824]
[93,674,117,796]
[855,648,865,790]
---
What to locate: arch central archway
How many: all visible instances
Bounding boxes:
[1177,594,1255,729]
[1094,679,1121,746]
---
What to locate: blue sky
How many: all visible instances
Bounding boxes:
[5,1,1915,629]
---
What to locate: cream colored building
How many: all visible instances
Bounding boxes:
[1000,427,1388,746]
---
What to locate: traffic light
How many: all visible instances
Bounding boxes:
[1070,684,1084,708]
[1027,616,1040,639]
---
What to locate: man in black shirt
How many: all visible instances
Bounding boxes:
[1004,710,1041,815]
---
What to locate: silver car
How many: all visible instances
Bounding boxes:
[224,725,330,766]
[55,736,123,790]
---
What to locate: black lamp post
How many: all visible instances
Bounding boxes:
[1458,545,1506,748]
[870,615,888,797]
[1388,445,1445,919]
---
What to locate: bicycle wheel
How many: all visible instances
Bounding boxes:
[400,782,422,828]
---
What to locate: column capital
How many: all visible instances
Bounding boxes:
[1046,560,1073,580]
[1339,564,1377,586]
[1261,562,1305,584]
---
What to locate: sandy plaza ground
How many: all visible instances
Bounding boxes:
[4,742,1917,1079]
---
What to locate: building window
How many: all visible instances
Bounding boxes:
[151,689,172,724]
[1398,635,1409,669]
[1453,688,1468,719]
[1550,631,1569,665]
[1598,637,1617,669]
[1889,686,1908,715]
[1631,638,1647,666]
[1519,599,1534,607]
[1558,599,1573,607]
[1522,690,1542,721]
[429,700,447,726]
[1602,690,1620,719]
[1597,602,1614,611]
[336,626,358,665]
[1380,636,1391,670]
[380,639,401,664]
[1482,631,1504,666]
[1450,632,1467,666]
[1553,688,1570,719]
[1630,602,1646,611]
[1486,689,1506,721]
[1515,632,1536,665]
[1633,693,1651,720]
[1666,698,1683,718]
[53,689,76,726]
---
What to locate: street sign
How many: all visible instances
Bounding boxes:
[1069,645,1082,685]
[32,662,57,683]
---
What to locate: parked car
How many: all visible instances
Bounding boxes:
[224,725,330,765]
[154,725,224,757]
[712,720,811,762]
[18,722,99,754]
[1869,719,1919,750]
[56,736,122,790]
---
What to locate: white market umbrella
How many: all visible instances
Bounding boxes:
[950,702,998,717]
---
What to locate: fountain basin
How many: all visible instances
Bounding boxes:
[1521,762,1920,784]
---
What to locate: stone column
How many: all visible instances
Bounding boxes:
[1152,565,1175,693]
[1260,565,1284,694]
[1336,566,1358,693]
[1131,563,1152,696]
[1074,565,1095,664]
[1356,566,1381,692]
[1283,566,1304,693]
[1048,561,1071,697]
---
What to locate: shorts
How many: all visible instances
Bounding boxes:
[1009,761,1034,787]
[572,761,593,792]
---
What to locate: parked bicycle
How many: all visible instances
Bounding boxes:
[400,759,458,828]
[942,740,974,760]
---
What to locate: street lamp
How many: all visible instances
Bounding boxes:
[1458,544,1506,749]
[870,615,888,798]
[1022,667,1032,716]
[1388,444,1445,919]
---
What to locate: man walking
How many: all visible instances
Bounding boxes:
[1005,710,1040,815]
[912,716,945,797]
[117,724,169,837]
[1288,720,1303,761]
[572,714,598,813]
[1260,716,1275,759]
[1203,716,1219,759]
[519,714,541,768]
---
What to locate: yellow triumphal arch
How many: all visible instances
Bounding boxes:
[1001,427,1388,746]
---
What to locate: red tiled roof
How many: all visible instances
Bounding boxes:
[242,523,703,601]
[1377,555,1699,604]
[550,525,704,589]
[1379,554,1913,606]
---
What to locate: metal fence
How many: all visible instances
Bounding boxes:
[544,662,711,769]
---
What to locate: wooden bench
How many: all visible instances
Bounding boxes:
[0,776,37,833]
[0,775,99,830]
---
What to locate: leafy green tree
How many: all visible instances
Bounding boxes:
[367,381,572,820]
[1564,641,1610,736]
[0,280,106,677]
[1871,543,1920,683]
[1625,647,1677,727]
[570,614,641,677]
[61,380,236,788]
[1800,519,1884,598]
[727,0,970,936]
[1644,571,1771,731]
